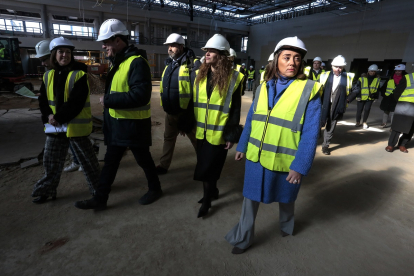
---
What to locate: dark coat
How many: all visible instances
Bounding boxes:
[38,61,89,136]
[102,45,153,147]
[380,79,397,112]
[348,74,380,102]
[321,71,348,125]
[391,76,414,133]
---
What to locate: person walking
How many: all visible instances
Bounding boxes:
[74,19,161,210]
[304,57,325,81]
[33,37,100,204]
[193,34,244,218]
[348,64,381,129]
[386,68,414,153]
[380,64,406,127]
[155,33,197,175]
[229,48,246,95]
[247,65,255,91]
[225,36,322,254]
[319,55,355,155]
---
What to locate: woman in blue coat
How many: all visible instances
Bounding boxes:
[225,37,322,254]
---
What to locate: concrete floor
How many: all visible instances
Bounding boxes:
[1,84,414,276]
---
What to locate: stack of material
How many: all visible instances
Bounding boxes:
[88,73,105,94]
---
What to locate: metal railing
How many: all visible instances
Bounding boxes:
[0,26,43,37]
[189,41,207,48]
[130,36,149,45]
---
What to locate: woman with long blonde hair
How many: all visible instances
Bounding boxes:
[193,34,244,218]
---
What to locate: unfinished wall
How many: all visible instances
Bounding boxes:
[248,0,414,72]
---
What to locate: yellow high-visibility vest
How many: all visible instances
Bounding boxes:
[398,73,414,104]
[260,71,266,84]
[304,66,325,81]
[109,55,151,119]
[235,64,242,72]
[358,76,380,101]
[193,69,244,145]
[320,71,355,96]
[385,79,395,96]
[44,69,92,137]
[160,63,192,109]
[246,79,322,172]
[247,70,255,79]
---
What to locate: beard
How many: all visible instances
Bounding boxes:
[169,50,181,60]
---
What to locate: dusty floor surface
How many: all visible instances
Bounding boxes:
[1,83,414,276]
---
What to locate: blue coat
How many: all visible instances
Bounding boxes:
[237,77,321,204]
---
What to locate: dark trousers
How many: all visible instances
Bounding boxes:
[356,100,374,123]
[322,114,337,148]
[95,145,161,202]
[388,126,414,147]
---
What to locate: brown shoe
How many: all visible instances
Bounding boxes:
[385,146,394,152]
[399,146,408,153]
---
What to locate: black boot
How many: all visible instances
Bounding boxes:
[197,182,212,218]
[138,189,163,205]
[197,188,219,203]
[74,197,107,210]
[32,195,56,204]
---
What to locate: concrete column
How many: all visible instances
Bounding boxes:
[40,4,49,38]
[144,18,151,43]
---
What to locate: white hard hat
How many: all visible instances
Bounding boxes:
[201,34,230,53]
[368,64,379,71]
[49,37,75,51]
[331,55,347,66]
[268,53,274,62]
[313,57,322,62]
[395,64,406,71]
[242,63,245,66]
[229,48,237,58]
[274,36,307,57]
[97,19,129,41]
[35,40,51,58]
[250,65,253,68]
[164,33,185,45]
[321,62,326,67]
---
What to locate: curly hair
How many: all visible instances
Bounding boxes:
[195,51,233,96]
[265,50,306,82]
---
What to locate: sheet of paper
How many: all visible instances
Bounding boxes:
[44,123,67,133]
[15,86,39,99]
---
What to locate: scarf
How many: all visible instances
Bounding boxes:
[266,76,295,108]
[393,74,403,85]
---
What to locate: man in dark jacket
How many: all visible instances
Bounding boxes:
[75,19,162,210]
[156,33,197,175]
[319,55,355,155]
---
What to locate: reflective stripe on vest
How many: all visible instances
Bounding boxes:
[160,63,192,109]
[109,55,151,119]
[398,73,414,103]
[194,69,243,145]
[248,70,255,79]
[260,71,266,84]
[44,69,92,137]
[385,79,395,96]
[304,67,311,77]
[235,64,242,72]
[320,71,355,96]
[246,79,321,172]
[359,77,380,101]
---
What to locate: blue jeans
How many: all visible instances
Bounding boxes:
[247,79,254,91]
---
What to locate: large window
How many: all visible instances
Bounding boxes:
[53,24,94,38]
[25,21,42,33]
[0,19,24,32]
[241,36,248,52]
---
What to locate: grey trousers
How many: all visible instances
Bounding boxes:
[225,197,295,250]
[322,115,337,148]
[382,112,394,125]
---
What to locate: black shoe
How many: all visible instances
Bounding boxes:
[32,195,56,204]
[197,188,219,203]
[231,246,249,254]
[281,230,290,237]
[139,189,163,205]
[155,165,168,175]
[197,202,211,218]
[74,198,107,210]
[322,147,330,155]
